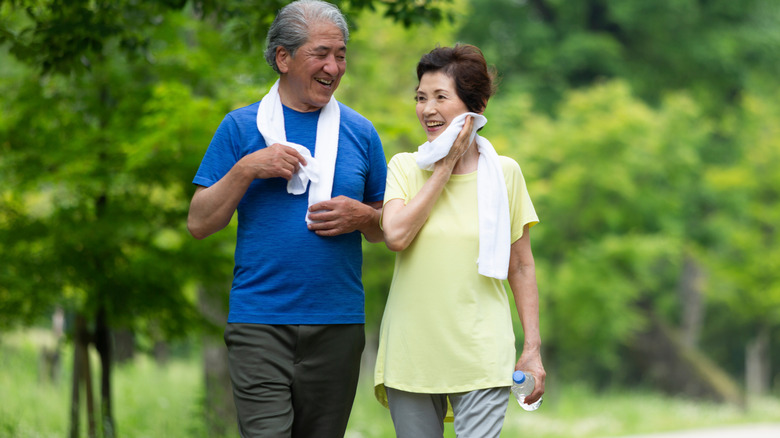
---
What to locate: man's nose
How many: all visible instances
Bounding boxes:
[323,54,340,75]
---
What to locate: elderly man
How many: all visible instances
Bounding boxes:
[187,1,387,436]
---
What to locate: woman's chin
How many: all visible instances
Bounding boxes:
[425,130,444,142]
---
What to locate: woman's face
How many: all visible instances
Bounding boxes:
[415,71,469,142]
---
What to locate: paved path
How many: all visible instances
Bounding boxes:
[617,423,780,438]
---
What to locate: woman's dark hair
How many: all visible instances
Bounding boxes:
[416,44,497,113]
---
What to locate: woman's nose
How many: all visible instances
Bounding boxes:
[422,100,437,116]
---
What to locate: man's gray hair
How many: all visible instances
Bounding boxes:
[264,0,350,74]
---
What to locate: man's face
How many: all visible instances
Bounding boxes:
[277,21,346,112]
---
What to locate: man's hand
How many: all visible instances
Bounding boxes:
[188,143,307,240]
[307,196,383,241]
[307,196,369,236]
[240,143,307,181]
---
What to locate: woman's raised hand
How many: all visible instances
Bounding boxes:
[436,115,475,172]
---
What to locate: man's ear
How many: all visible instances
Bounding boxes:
[276,47,290,74]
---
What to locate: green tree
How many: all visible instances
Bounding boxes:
[458,0,780,112]
[490,81,721,387]
[457,0,780,397]
[0,0,454,75]
[703,91,780,396]
[0,15,236,436]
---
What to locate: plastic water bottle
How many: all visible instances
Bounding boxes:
[511,370,542,411]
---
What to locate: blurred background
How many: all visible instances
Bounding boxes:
[1,0,779,437]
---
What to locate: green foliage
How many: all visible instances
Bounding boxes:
[0,7,240,337]
[704,90,780,325]
[544,236,677,379]
[495,81,722,381]
[458,0,780,111]
[483,70,780,387]
[0,0,454,75]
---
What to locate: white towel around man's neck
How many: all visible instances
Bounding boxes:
[416,112,511,280]
[256,79,340,224]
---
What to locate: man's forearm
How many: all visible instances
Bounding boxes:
[187,164,253,239]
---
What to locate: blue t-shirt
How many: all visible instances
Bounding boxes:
[193,101,387,324]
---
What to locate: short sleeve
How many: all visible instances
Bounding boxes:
[501,156,539,243]
[384,153,418,206]
[193,114,242,188]
[363,127,388,203]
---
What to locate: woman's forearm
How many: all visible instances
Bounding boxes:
[507,229,542,349]
[382,166,452,251]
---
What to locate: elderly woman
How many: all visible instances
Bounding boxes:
[374,44,546,437]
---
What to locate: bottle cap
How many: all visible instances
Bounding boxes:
[512,370,526,384]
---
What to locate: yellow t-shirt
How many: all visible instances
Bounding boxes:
[374,152,539,416]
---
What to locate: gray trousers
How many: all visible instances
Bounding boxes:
[385,386,510,438]
[225,323,364,438]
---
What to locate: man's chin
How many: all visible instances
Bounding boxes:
[312,95,335,108]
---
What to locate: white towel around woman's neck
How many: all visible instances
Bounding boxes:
[416,112,511,280]
[256,79,340,224]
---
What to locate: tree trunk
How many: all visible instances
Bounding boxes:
[69,315,82,438]
[83,334,96,438]
[95,306,115,438]
[70,313,97,438]
[199,285,237,437]
[678,252,705,348]
[153,340,170,365]
[630,307,744,406]
[203,341,236,436]
[41,307,65,383]
[113,329,135,364]
[746,325,770,396]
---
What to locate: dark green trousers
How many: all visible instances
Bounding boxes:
[224,323,364,438]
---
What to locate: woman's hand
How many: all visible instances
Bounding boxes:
[515,353,546,405]
[435,115,475,173]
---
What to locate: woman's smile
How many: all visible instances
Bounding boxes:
[415,71,470,142]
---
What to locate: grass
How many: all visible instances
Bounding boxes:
[0,329,206,438]
[2,329,779,438]
[499,385,780,438]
